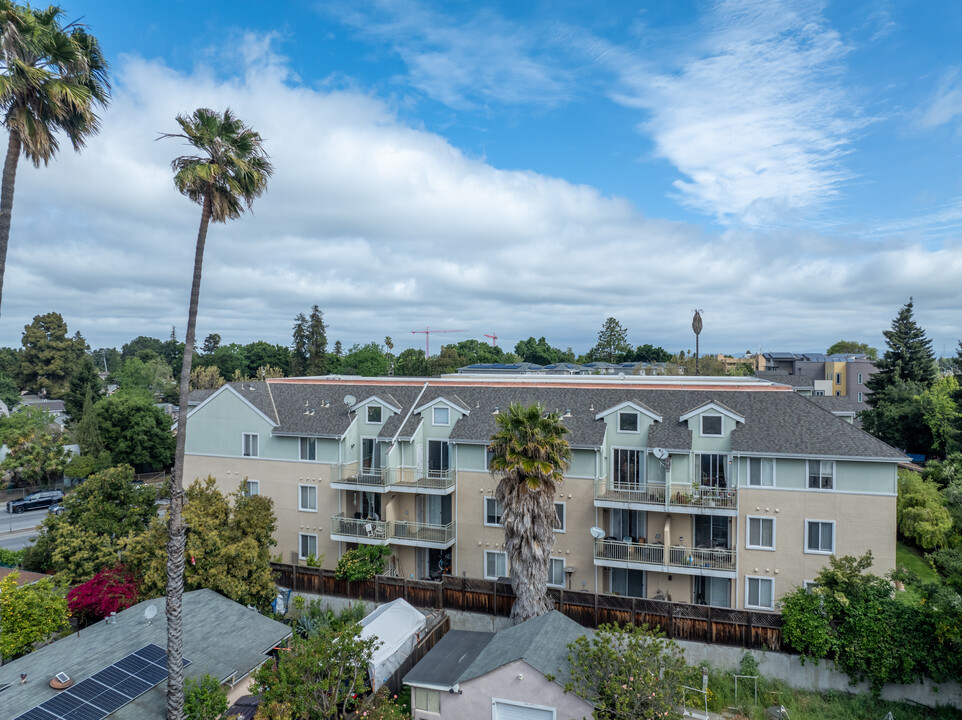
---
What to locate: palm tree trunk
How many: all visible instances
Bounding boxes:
[499,480,556,623]
[0,130,22,317]
[166,191,211,720]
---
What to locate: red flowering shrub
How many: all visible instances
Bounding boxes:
[67,565,141,625]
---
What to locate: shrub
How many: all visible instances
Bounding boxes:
[185,673,228,720]
[66,565,140,625]
[334,544,391,581]
[0,548,24,567]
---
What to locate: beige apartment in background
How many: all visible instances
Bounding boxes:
[182,373,903,612]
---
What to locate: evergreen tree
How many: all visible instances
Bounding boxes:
[74,388,104,456]
[306,305,328,375]
[201,333,221,354]
[589,317,631,363]
[866,298,937,402]
[290,313,308,376]
[64,355,102,421]
[20,312,86,397]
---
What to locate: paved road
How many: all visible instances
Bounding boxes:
[1,507,47,534]
[0,529,39,551]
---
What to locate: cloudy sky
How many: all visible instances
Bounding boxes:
[2,0,961,358]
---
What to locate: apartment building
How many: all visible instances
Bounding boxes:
[761,352,877,415]
[182,374,903,612]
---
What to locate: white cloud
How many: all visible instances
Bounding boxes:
[0,34,959,359]
[603,0,864,225]
[921,67,962,130]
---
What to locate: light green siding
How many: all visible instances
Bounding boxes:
[569,449,597,478]
[457,443,486,471]
[668,454,689,485]
[316,438,339,463]
[185,389,291,459]
[601,409,656,451]
[837,461,897,494]
[774,458,806,489]
[687,413,735,453]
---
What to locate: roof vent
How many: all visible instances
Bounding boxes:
[493,406,499,414]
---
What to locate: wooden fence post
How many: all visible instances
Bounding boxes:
[707,605,713,644]
[667,601,674,639]
[746,612,753,648]
[492,581,498,616]
[630,597,636,626]
[594,591,599,628]
[461,576,466,612]
[374,575,379,604]
[403,576,409,602]
[436,580,443,609]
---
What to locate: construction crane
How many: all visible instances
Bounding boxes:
[411,327,466,357]
[484,332,498,347]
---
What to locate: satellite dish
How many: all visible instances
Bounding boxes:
[144,605,157,622]
[589,526,606,539]
[652,448,669,460]
[343,394,356,407]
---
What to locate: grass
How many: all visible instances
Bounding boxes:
[897,540,939,583]
[700,666,962,720]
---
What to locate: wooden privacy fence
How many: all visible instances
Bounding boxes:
[271,563,785,651]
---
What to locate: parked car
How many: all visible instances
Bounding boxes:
[48,503,66,516]
[6,490,64,514]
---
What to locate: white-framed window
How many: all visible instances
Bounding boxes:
[298,533,317,560]
[618,411,639,433]
[807,460,834,489]
[553,502,565,533]
[484,550,507,579]
[697,453,727,487]
[244,480,259,497]
[701,415,723,436]
[746,576,774,610]
[748,457,775,487]
[805,520,835,554]
[857,373,863,384]
[242,433,259,458]
[367,405,382,423]
[298,484,317,512]
[746,516,775,550]
[433,406,450,426]
[803,580,818,592]
[548,557,565,587]
[299,437,316,461]
[857,392,862,402]
[484,497,503,527]
[835,373,841,385]
[413,687,440,713]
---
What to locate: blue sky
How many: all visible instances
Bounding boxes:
[2,0,961,358]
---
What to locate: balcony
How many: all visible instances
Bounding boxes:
[331,465,391,491]
[594,479,736,514]
[330,513,456,549]
[393,467,455,494]
[593,538,736,578]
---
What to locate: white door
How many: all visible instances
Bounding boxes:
[492,700,555,720]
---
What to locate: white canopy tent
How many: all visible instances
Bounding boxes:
[360,598,427,691]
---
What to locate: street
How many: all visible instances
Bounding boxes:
[1,507,45,551]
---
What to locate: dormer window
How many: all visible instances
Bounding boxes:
[433,407,450,426]
[701,415,723,436]
[367,406,382,423]
[618,412,639,433]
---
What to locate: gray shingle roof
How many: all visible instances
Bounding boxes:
[755,371,815,389]
[403,630,495,688]
[0,589,291,720]
[458,610,591,686]
[209,379,905,460]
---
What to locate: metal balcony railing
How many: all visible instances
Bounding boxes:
[667,484,737,510]
[395,467,455,491]
[335,466,391,488]
[330,513,455,545]
[594,479,737,510]
[594,538,736,572]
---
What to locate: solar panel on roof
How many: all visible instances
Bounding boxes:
[12,645,191,720]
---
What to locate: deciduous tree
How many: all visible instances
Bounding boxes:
[827,340,878,360]
[97,391,175,470]
[0,572,69,660]
[67,564,140,625]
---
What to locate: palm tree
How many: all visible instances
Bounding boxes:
[161,108,271,720]
[488,402,572,622]
[0,2,109,314]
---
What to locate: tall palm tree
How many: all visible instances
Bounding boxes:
[0,2,109,314]
[161,108,271,720]
[488,402,571,622]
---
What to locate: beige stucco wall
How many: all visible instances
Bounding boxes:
[412,659,593,720]
[739,488,895,601]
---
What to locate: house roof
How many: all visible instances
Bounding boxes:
[402,630,495,688]
[754,371,815,389]
[459,610,590,686]
[0,567,50,586]
[404,611,590,691]
[0,589,292,720]
[193,377,905,460]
